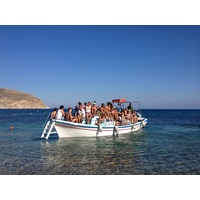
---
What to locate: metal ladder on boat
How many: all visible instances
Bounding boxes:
[41,118,57,139]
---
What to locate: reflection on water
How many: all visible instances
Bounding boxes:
[39,131,149,175]
[1,109,200,175]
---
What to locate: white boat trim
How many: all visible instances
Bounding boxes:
[41,118,148,139]
[41,98,148,139]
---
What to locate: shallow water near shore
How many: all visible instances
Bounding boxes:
[0,109,200,175]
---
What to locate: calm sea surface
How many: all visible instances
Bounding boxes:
[0,109,200,175]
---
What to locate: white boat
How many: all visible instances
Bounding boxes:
[41,99,148,139]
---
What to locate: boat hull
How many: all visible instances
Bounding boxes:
[54,119,148,138]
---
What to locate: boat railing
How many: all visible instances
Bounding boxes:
[41,112,57,139]
[42,112,51,128]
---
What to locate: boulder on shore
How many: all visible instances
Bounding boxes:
[0,88,49,108]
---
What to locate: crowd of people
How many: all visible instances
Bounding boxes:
[51,101,138,125]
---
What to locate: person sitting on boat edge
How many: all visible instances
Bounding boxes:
[78,103,86,123]
[125,110,132,124]
[100,103,105,113]
[91,101,97,117]
[51,107,57,120]
[85,102,92,124]
[131,110,138,124]
[113,107,119,121]
[118,109,129,125]
[74,105,79,117]
[65,107,78,123]
[55,105,65,120]
[104,102,111,121]
[96,112,106,126]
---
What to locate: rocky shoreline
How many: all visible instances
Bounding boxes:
[0,88,49,109]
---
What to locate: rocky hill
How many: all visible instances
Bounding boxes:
[0,88,49,108]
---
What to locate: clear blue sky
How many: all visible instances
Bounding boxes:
[0,25,200,109]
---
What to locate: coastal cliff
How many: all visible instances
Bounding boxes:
[0,88,49,108]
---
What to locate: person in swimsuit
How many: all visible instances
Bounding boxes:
[85,102,92,124]
[91,102,97,117]
[126,110,133,124]
[51,107,57,120]
[113,108,119,121]
[104,102,111,120]
[65,107,78,123]
[131,110,138,124]
[100,103,105,113]
[78,103,86,123]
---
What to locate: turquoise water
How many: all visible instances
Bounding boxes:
[0,109,200,175]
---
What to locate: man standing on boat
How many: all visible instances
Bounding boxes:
[127,103,133,111]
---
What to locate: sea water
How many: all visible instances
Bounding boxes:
[0,109,200,175]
